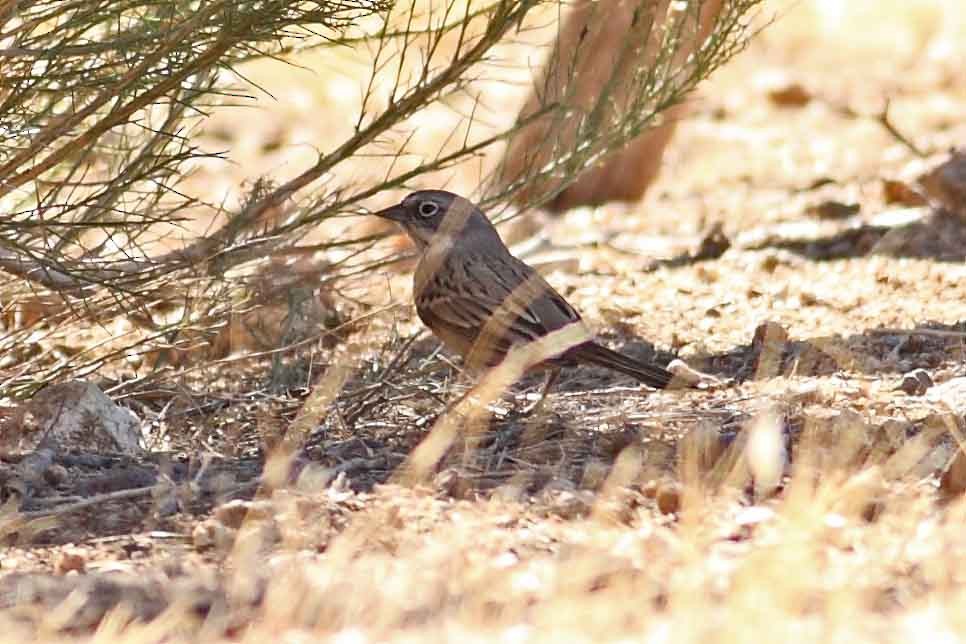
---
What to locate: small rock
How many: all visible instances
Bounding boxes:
[919,149,966,219]
[862,498,885,523]
[213,499,274,530]
[897,369,934,395]
[692,223,731,261]
[786,382,822,405]
[941,449,966,496]
[656,481,681,515]
[807,200,860,220]
[55,548,87,575]
[640,479,659,499]
[882,179,927,206]
[767,82,812,107]
[10,381,142,455]
[749,321,789,380]
[667,359,720,389]
[434,467,477,500]
[544,489,594,520]
[43,463,69,488]
[192,519,235,551]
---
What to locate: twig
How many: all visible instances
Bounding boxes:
[21,485,157,519]
[870,328,966,339]
[877,98,925,158]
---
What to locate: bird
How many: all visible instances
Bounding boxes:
[373,189,679,410]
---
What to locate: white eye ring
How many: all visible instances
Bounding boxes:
[418,201,439,217]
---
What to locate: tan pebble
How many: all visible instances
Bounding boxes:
[55,548,86,574]
[192,518,235,551]
[214,499,273,529]
[434,467,474,500]
[547,490,593,520]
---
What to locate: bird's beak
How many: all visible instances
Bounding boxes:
[372,203,405,222]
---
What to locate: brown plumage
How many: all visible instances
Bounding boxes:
[374,190,675,398]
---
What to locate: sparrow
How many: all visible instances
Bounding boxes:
[374,190,679,408]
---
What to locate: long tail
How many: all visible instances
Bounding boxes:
[569,342,674,389]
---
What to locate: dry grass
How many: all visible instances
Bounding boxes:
[2,0,966,641]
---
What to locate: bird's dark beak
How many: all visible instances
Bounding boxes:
[372,203,405,222]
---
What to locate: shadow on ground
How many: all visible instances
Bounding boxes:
[4,316,963,545]
[745,211,966,263]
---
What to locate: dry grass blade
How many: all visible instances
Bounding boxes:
[395,323,591,484]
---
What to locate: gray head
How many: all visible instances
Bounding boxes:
[373,190,502,250]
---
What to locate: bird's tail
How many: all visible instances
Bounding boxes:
[570,342,674,389]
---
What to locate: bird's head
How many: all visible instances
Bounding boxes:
[373,190,497,250]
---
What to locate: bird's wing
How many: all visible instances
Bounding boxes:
[416,252,583,351]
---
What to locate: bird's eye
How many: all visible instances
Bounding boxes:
[418,201,439,218]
